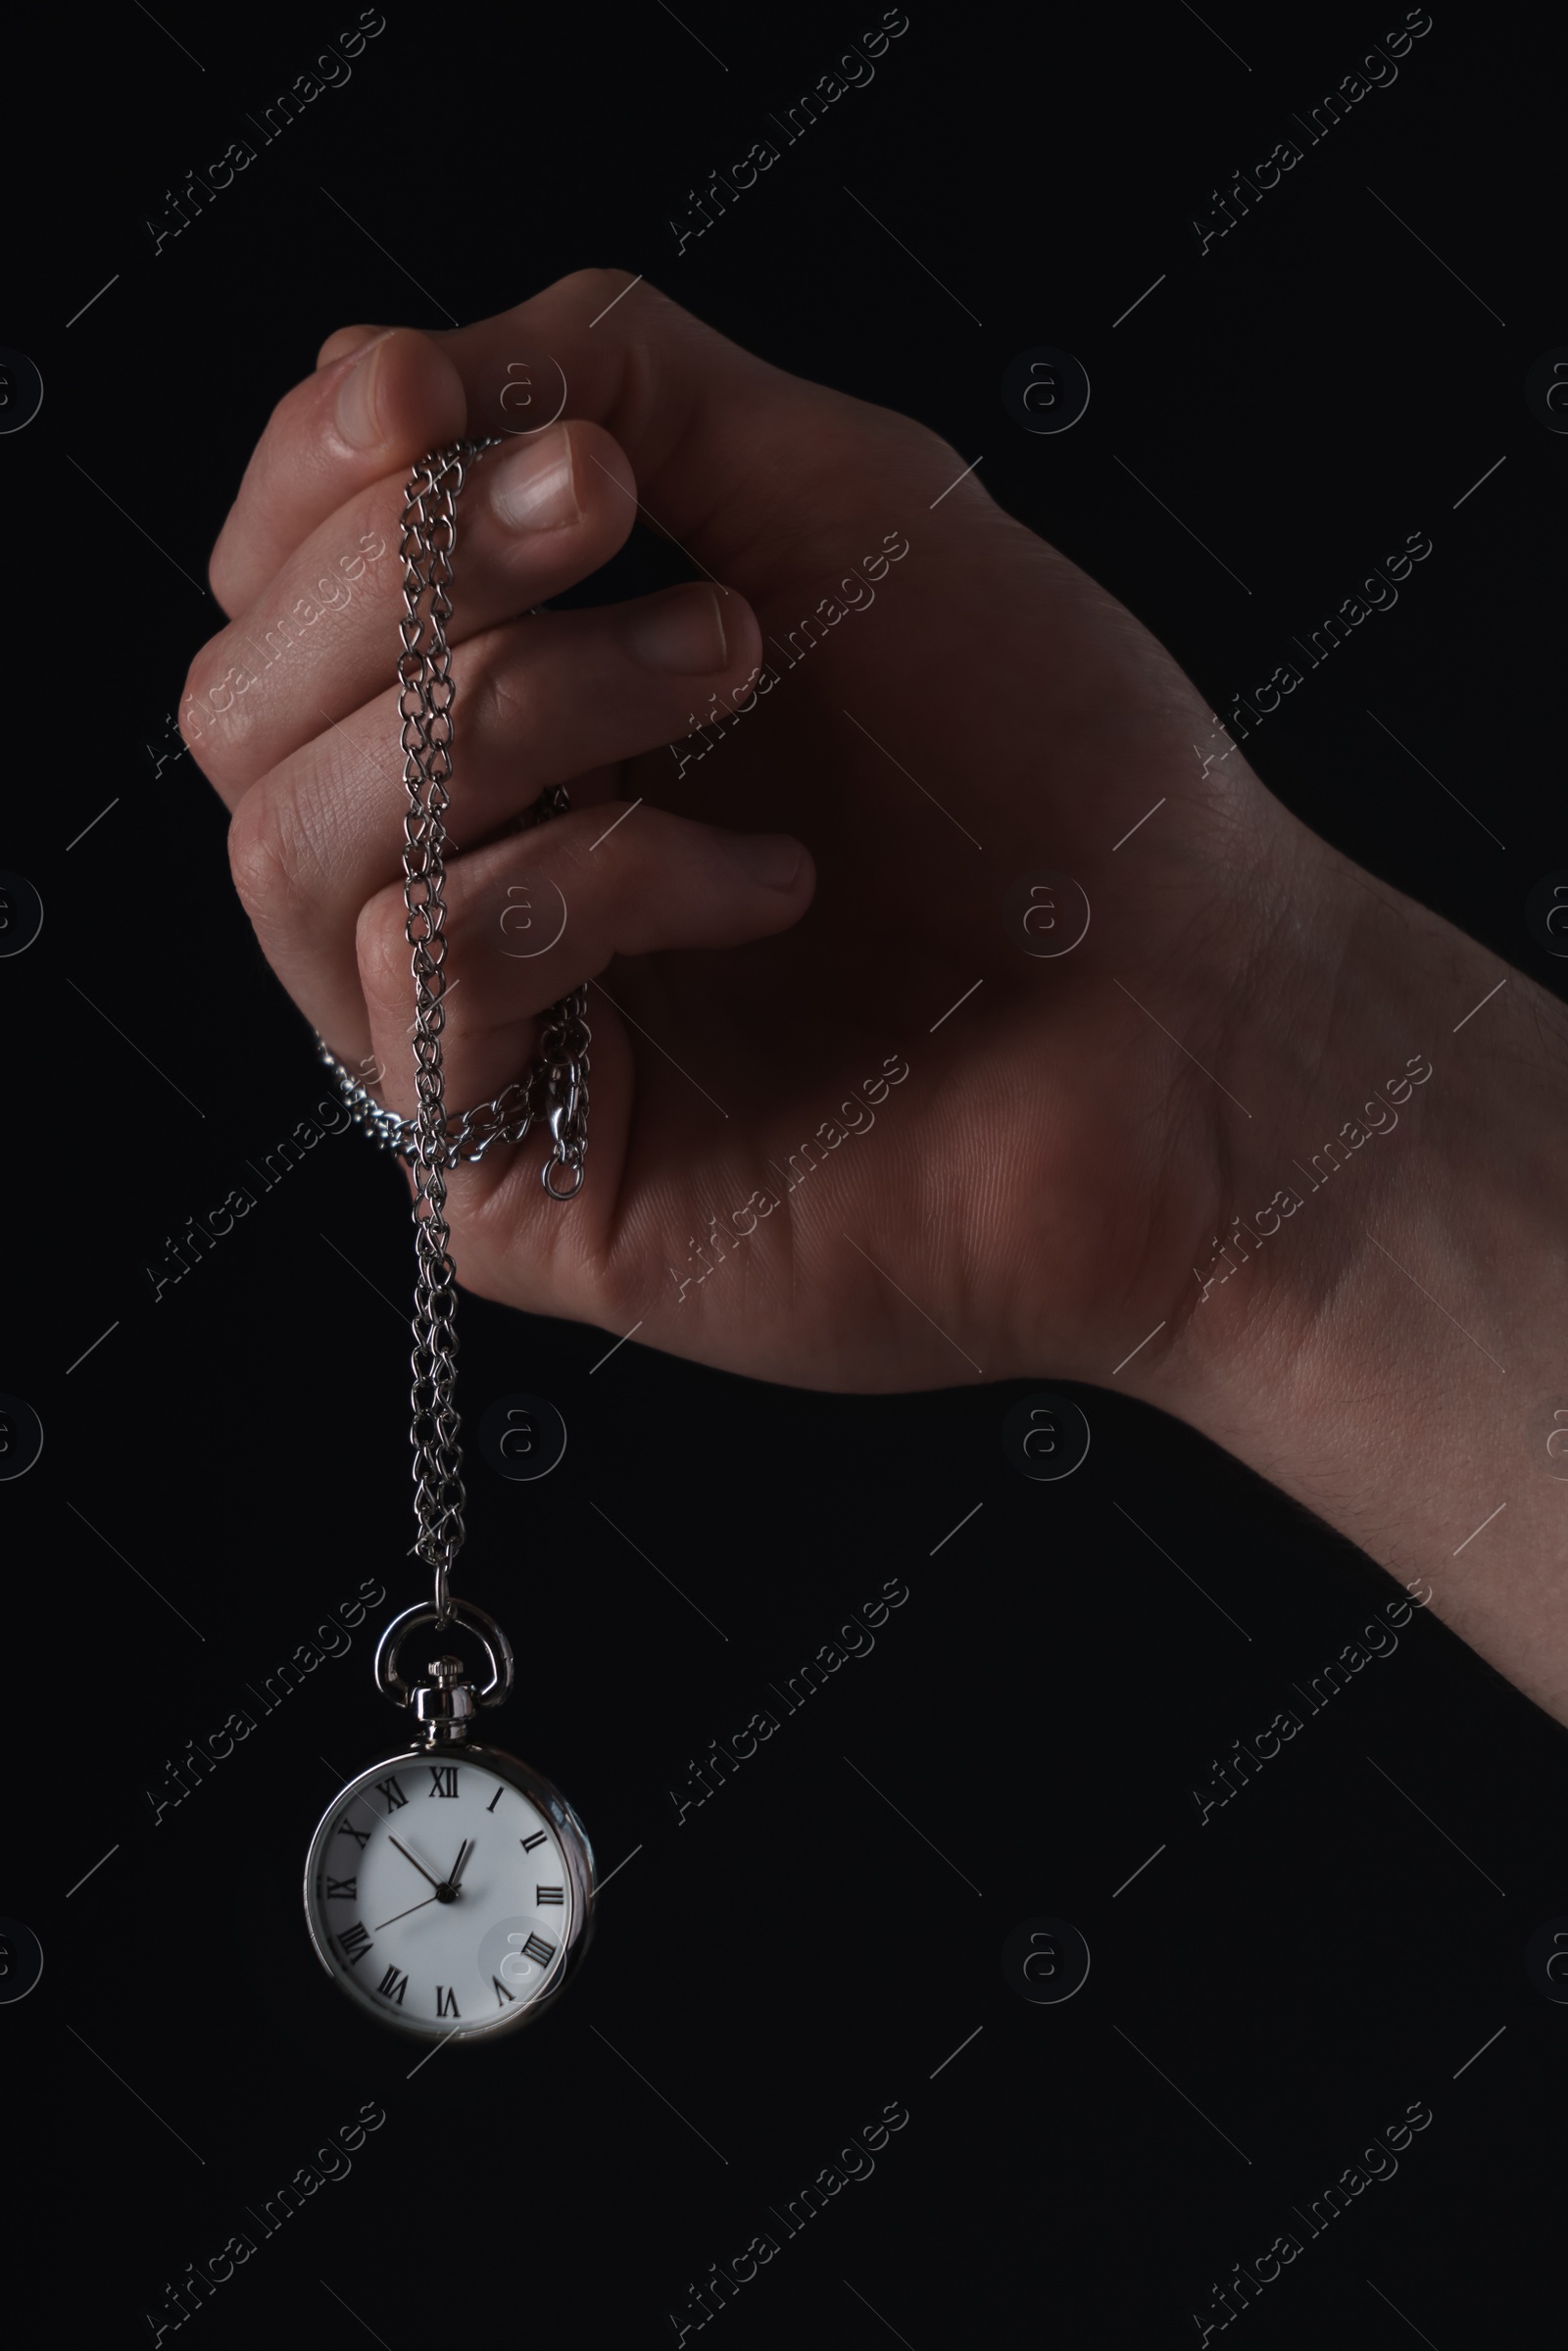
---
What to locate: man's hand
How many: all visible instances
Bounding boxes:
[185,269,1301,1393]
[182,272,1568,1722]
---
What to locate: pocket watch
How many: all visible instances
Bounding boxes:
[305,1600,595,2041]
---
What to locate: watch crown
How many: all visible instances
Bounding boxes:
[414,1653,480,1745]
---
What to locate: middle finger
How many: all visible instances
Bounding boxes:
[224,579,764,1062]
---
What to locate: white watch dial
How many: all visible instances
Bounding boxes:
[306,1754,575,2036]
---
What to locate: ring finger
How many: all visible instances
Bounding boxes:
[354,802,812,1249]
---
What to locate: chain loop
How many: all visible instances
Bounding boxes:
[384,443,591,1621]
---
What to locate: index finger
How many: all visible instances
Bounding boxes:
[208,324,466,614]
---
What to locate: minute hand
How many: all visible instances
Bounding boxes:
[388,1836,445,1892]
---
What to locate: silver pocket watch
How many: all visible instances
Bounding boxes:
[305,1600,595,2042]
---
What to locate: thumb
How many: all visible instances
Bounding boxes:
[434,270,953,601]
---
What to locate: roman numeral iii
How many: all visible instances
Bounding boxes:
[537,1886,564,1905]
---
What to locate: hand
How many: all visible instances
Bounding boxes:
[377,1836,468,1926]
[387,1836,445,1894]
[374,1893,441,1931]
[183,271,1306,1395]
[184,273,1568,1720]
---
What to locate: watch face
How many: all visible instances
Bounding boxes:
[304,1748,590,2038]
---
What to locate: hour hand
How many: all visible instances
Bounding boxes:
[444,1838,472,1894]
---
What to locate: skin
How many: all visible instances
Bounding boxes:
[183,270,1568,1725]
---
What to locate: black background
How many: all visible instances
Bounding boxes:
[8,0,1566,2343]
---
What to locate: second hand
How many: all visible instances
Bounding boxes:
[375,1892,441,1931]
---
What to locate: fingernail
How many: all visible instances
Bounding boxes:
[333,329,395,449]
[491,424,580,531]
[718,829,804,889]
[628,587,727,675]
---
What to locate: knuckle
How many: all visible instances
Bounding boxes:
[355,883,412,1013]
[467,627,537,742]
[558,266,640,310]
[226,783,310,945]
[207,524,245,618]
[555,816,615,896]
[179,640,234,766]
[180,639,266,781]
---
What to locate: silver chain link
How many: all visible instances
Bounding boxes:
[316,926,591,1179]
[336,438,593,1623]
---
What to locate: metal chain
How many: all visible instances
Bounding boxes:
[316,916,591,1175]
[384,439,591,1622]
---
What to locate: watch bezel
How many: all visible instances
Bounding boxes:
[303,1740,595,2042]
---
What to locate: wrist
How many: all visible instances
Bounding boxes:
[1131,805,1568,1720]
